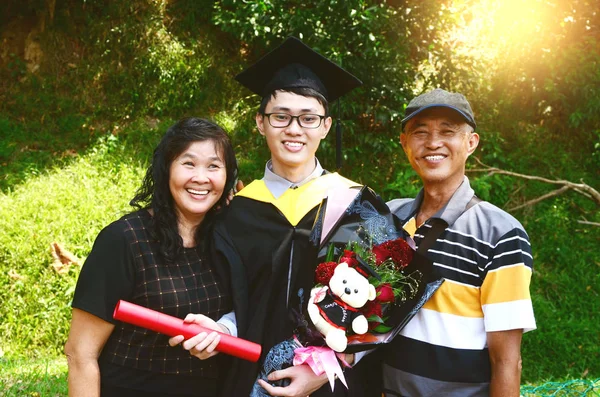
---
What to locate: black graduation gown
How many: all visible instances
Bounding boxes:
[213,173,367,396]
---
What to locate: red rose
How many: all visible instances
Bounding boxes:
[372,244,391,265]
[315,261,337,285]
[339,250,358,267]
[361,299,382,319]
[376,283,395,303]
[362,299,384,330]
[387,238,414,269]
[373,238,413,269]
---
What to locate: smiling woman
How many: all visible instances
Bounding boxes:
[130,118,238,263]
[64,117,239,397]
[168,141,228,246]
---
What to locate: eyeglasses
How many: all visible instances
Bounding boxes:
[406,129,468,141]
[264,113,326,129]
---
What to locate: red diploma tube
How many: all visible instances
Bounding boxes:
[113,300,261,362]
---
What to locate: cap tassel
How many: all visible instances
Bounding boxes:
[335,100,342,169]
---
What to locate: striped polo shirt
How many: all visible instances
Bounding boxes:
[383,176,536,397]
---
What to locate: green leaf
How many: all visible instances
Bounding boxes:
[325,242,336,262]
[367,315,384,323]
[372,324,393,333]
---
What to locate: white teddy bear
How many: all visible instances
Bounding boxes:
[307,262,377,352]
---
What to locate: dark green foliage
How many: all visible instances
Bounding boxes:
[212,0,416,185]
[473,2,600,177]
[0,76,93,190]
[73,0,237,117]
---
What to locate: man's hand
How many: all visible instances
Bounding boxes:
[168,313,229,360]
[257,364,329,397]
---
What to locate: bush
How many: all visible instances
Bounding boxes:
[520,197,600,381]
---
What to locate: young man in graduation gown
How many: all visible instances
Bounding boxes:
[213,37,364,396]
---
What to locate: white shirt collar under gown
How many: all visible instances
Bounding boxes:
[262,158,324,199]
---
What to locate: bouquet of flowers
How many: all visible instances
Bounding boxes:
[251,186,443,395]
[308,185,443,353]
[311,237,422,350]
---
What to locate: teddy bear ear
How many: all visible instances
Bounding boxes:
[336,262,349,271]
[368,284,377,301]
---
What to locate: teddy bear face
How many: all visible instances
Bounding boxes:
[329,263,376,308]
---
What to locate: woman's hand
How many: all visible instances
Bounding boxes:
[168,313,229,360]
[225,179,245,205]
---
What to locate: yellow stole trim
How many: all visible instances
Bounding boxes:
[236,173,360,226]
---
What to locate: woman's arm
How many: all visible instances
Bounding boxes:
[65,308,115,397]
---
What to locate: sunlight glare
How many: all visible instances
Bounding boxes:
[450,0,555,60]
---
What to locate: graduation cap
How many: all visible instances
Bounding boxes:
[354,253,382,281]
[235,37,363,168]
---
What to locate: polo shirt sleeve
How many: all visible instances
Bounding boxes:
[480,227,536,333]
[72,220,135,324]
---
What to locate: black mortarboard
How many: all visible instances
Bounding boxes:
[236,37,362,168]
[235,37,362,102]
[354,254,382,281]
[402,88,477,131]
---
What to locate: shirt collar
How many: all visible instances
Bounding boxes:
[263,158,324,199]
[408,176,475,227]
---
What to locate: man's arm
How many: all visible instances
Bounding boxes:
[487,328,523,397]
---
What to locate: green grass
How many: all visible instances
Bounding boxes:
[0,132,148,358]
[0,357,597,397]
[0,357,68,396]
[521,378,600,396]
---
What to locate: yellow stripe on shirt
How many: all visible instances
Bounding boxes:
[481,264,532,305]
[423,279,484,318]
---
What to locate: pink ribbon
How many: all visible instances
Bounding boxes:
[293,345,348,390]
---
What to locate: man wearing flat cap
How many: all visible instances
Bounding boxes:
[207,37,364,396]
[381,88,536,396]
